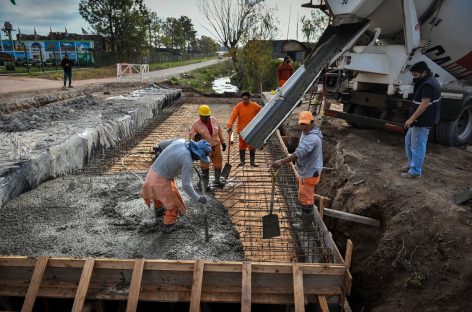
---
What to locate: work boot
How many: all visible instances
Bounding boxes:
[162,223,176,234]
[292,210,315,232]
[202,169,211,192]
[238,150,246,167]
[249,150,258,167]
[294,204,317,218]
[213,168,226,188]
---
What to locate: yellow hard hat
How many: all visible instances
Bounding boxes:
[198,105,211,116]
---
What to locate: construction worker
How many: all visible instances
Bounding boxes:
[190,105,226,190]
[270,111,323,231]
[401,61,441,178]
[277,56,293,87]
[227,91,262,167]
[141,138,211,234]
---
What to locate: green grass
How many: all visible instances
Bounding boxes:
[0,57,217,81]
[167,61,235,94]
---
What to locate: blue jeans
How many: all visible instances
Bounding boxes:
[404,126,430,175]
[63,70,72,86]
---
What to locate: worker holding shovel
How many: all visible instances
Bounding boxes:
[189,105,226,191]
[270,111,323,231]
[141,138,211,234]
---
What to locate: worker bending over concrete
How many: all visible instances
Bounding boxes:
[190,105,226,190]
[227,91,262,167]
[270,111,323,231]
[141,138,211,233]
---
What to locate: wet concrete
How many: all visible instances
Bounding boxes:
[0,172,243,260]
[0,85,180,207]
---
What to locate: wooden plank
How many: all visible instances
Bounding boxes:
[71,258,95,312]
[344,240,353,270]
[292,263,305,312]
[323,208,380,227]
[343,239,353,300]
[319,197,325,219]
[189,259,204,312]
[21,256,49,312]
[241,261,252,312]
[126,259,145,312]
[317,295,329,312]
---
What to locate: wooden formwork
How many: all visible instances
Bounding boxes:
[0,255,352,311]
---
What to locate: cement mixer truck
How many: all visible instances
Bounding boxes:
[319,0,472,146]
[241,0,472,148]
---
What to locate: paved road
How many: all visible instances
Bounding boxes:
[0,58,225,94]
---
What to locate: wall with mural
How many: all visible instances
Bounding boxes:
[0,40,94,65]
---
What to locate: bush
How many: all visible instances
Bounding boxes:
[6,62,15,71]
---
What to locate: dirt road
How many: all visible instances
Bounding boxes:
[0,58,223,94]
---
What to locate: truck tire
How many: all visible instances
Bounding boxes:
[435,102,472,146]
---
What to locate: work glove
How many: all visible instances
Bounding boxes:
[221,142,226,152]
[194,133,202,142]
[198,195,207,205]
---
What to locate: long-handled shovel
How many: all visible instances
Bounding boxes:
[194,166,209,242]
[221,135,232,180]
[262,170,280,239]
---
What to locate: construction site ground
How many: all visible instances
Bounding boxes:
[0,79,471,311]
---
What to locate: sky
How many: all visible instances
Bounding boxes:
[0,0,316,41]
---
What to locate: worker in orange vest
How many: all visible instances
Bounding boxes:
[277,56,293,87]
[189,105,226,191]
[227,91,262,167]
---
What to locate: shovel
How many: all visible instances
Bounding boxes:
[221,135,232,180]
[262,170,280,239]
[194,166,210,242]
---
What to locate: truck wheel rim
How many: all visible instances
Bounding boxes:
[457,106,472,141]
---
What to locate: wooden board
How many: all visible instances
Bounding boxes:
[189,259,205,312]
[126,259,145,312]
[21,256,48,312]
[241,261,252,312]
[292,263,305,312]
[71,258,95,312]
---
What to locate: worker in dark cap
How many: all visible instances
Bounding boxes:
[401,61,441,178]
[141,138,211,233]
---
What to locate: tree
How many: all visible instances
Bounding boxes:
[198,0,272,63]
[196,36,220,54]
[300,9,329,42]
[79,0,151,56]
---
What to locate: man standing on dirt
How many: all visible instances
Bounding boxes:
[227,91,262,167]
[270,111,323,231]
[141,138,211,233]
[60,54,74,89]
[277,56,293,87]
[402,61,441,179]
[190,105,226,191]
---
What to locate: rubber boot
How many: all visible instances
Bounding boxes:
[249,150,258,167]
[292,210,315,232]
[294,204,317,218]
[213,168,225,188]
[202,169,211,192]
[238,150,246,167]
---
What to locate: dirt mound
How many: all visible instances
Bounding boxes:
[318,118,472,311]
